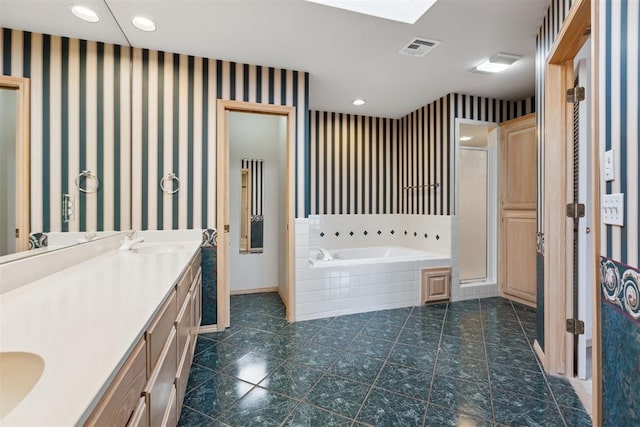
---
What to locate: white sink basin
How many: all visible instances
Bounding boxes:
[133,244,184,254]
[0,352,45,419]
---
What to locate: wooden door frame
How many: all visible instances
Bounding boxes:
[215,100,296,330]
[541,0,601,423]
[0,76,30,252]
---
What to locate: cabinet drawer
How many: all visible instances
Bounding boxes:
[144,327,177,427]
[175,291,192,361]
[175,333,193,414]
[126,397,148,427]
[86,338,147,427]
[161,386,177,427]
[146,290,176,375]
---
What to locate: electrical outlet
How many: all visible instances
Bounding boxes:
[602,193,624,226]
[604,149,615,181]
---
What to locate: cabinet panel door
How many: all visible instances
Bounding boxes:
[144,327,177,427]
[85,338,147,427]
[501,116,537,210]
[501,212,537,303]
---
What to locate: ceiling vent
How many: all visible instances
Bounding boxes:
[398,37,441,57]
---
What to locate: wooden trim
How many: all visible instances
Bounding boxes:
[216,99,296,329]
[278,287,288,307]
[548,0,591,64]
[230,286,279,296]
[0,76,30,252]
[534,339,547,367]
[543,0,600,423]
[504,292,537,309]
[589,0,602,423]
[197,325,219,334]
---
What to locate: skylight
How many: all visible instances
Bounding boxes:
[306,0,439,24]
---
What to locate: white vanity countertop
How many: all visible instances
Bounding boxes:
[0,238,201,426]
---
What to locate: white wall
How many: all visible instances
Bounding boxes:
[0,88,17,256]
[229,112,286,292]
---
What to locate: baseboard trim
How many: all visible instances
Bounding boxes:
[278,287,288,306]
[197,325,219,334]
[534,339,547,369]
[230,286,279,296]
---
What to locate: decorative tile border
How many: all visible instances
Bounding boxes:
[202,228,217,248]
[601,257,640,323]
[317,229,440,240]
[29,232,48,250]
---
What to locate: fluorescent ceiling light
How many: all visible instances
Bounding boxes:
[473,53,521,74]
[475,60,510,73]
[306,0,439,24]
[460,135,473,141]
[70,5,100,23]
[132,16,158,32]
[353,98,366,106]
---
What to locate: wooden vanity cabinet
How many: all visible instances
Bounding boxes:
[85,338,147,427]
[85,252,202,427]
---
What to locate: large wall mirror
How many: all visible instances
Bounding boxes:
[240,159,264,253]
[0,76,30,257]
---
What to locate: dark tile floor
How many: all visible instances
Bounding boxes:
[178,293,592,426]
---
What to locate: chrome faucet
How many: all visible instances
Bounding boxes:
[315,247,334,261]
[119,230,145,251]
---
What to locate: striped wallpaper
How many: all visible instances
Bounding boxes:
[0,28,132,233]
[535,0,575,248]
[241,159,263,216]
[310,93,534,216]
[0,27,309,233]
[599,0,639,267]
[536,0,639,266]
[129,47,309,230]
[309,112,399,215]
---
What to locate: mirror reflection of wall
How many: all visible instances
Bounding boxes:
[229,112,286,293]
[0,87,18,256]
[240,159,264,253]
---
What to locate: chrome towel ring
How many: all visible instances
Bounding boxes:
[160,173,181,194]
[75,170,100,193]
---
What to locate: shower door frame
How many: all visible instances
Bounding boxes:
[454,118,500,291]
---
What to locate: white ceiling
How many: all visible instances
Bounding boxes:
[0,0,549,118]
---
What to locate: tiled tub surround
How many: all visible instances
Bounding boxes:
[0,230,201,425]
[179,293,591,426]
[308,214,451,256]
[297,216,452,321]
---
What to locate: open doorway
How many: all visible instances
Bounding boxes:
[228,111,286,294]
[456,120,499,295]
[216,100,296,330]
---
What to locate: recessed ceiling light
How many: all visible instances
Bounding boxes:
[353,99,366,106]
[306,0,438,24]
[70,5,100,23]
[460,136,473,141]
[131,16,158,32]
[472,53,521,74]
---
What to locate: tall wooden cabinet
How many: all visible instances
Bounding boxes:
[500,114,537,306]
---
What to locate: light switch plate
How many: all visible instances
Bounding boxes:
[602,193,624,226]
[604,149,615,181]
